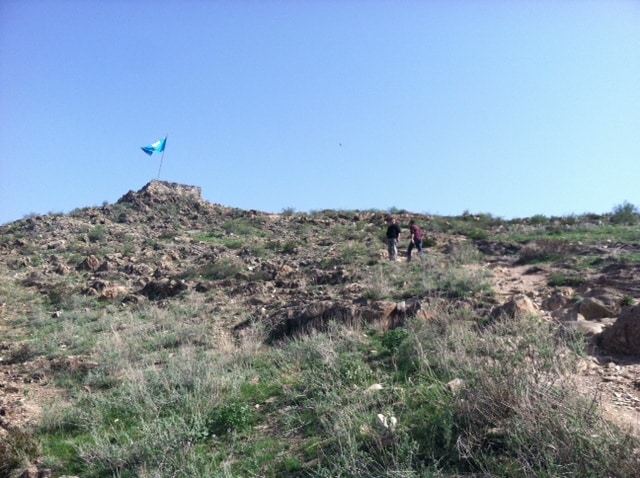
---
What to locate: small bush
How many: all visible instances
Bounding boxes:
[0,428,41,476]
[529,214,549,225]
[518,239,573,264]
[222,238,244,250]
[447,241,482,265]
[87,226,107,243]
[548,273,585,287]
[6,342,38,364]
[46,282,76,307]
[464,228,488,241]
[381,328,409,353]
[222,218,263,236]
[205,400,256,436]
[611,201,639,225]
[621,295,636,307]
[423,235,437,248]
[186,258,243,280]
[337,241,371,265]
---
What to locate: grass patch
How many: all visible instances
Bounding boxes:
[13,299,640,477]
[548,272,586,287]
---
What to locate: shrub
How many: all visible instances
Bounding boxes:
[47,281,77,308]
[464,228,488,241]
[184,258,243,280]
[529,214,549,225]
[611,201,639,225]
[621,295,636,307]
[423,235,437,248]
[447,241,482,265]
[266,239,298,255]
[6,342,38,364]
[0,428,41,476]
[548,273,585,287]
[222,218,263,236]
[87,226,107,242]
[518,239,573,264]
[337,241,371,265]
[205,400,256,436]
[381,328,409,353]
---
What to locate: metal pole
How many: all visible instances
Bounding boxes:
[157,135,167,180]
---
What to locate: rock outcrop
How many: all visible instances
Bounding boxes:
[600,304,640,356]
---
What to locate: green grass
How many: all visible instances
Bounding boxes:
[16,293,635,478]
[364,251,491,301]
[497,223,640,245]
[3,209,640,477]
[548,272,586,287]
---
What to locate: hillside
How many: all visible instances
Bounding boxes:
[1,181,639,477]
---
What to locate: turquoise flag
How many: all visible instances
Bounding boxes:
[141,136,167,156]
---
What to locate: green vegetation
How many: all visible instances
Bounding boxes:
[1,202,639,477]
[548,272,586,288]
[611,201,640,225]
[87,225,107,243]
[11,300,636,477]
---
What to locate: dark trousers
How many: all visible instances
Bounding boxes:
[407,239,423,261]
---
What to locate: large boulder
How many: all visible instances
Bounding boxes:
[140,278,188,300]
[599,304,640,356]
[77,254,100,272]
[490,294,538,320]
[576,297,615,321]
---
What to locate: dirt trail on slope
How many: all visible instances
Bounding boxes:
[487,260,640,438]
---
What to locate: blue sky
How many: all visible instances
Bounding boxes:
[1,0,639,225]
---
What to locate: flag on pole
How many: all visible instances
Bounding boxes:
[141,136,167,156]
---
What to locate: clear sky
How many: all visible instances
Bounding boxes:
[1,0,639,225]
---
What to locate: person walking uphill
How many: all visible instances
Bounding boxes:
[386,216,401,261]
[407,219,425,262]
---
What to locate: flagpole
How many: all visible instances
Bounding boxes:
[157,149,165,180]
[157,134,167,180]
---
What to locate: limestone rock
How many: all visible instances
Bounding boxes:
[77,254,100,271]
[576,297,615,321]
[541,291,570,311]
[491,294,538,319]
[599,304,640,356]
[562,320,605,337]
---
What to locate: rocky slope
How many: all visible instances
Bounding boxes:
[1,180,639,451]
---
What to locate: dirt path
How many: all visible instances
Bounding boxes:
[489,262,550,299]
[487,260,640,438]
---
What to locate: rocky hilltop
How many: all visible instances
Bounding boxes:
[1,181,639,476]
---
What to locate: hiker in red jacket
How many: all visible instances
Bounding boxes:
[407,219,425,262]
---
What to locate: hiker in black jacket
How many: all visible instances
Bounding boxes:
[386,216,401,261]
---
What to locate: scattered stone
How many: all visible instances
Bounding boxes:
[447,378,465,394]
[365,383,384,393]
